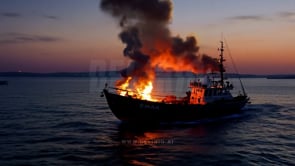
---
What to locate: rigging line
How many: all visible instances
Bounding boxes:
[223,38,247,96]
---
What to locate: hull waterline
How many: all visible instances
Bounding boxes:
[103,89,249,123]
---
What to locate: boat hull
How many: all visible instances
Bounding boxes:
[0,81,8,85]
[103,89,249,123]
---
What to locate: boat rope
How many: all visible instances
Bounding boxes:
[224,38,247,96]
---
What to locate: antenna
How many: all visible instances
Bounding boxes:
[224,38,247,96]
[218,40,225,87]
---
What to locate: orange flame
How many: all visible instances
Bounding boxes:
[136,81,156,101]
[117,77,132,96]
[116,78,158,101]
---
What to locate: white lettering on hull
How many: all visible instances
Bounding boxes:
[139,103,160,110]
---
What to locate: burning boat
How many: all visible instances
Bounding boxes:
[99,0,249,123]
[101,41,249,123]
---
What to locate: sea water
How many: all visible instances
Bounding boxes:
[0,77,294,165]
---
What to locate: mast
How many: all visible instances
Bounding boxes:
[219,41,225,86]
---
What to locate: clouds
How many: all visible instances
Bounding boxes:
[1,12,61,45]
[278,11,295,18]
[43,15,59,20]
[0,33,63,45]
[0,11,59,20]
[226,10,295,23]
[1,11,61,45]
[277,11,295,22]
[1,12,22,18]
[228,15,267,21]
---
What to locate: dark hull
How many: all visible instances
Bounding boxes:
[0,81,8,85]
[103,89,249,123]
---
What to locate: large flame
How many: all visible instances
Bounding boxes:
[100,0,219,102]
[116,77,157,101]
[136,81,154,101]
[116,76,132,96]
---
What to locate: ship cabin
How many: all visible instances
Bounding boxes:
[189,78,233,105]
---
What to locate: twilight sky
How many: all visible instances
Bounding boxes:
[0,0,294,74]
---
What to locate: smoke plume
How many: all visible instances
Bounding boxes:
[100,0,219,88]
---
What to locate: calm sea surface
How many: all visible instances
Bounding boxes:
[0,77,294,165]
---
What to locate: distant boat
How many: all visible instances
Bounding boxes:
[101,41,249,123]
[0,81,8,85]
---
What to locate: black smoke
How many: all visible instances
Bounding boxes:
[100,0,219,87]
[100,0,172,82]
[100,0,172,24]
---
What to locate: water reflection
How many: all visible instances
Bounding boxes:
[115,123,177,166]
[112,118,244,166]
